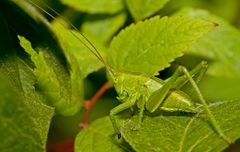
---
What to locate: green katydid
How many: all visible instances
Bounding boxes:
[26,0,231,143]
[108,61,230,143]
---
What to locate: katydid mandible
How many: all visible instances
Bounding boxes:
[28,0,231,143]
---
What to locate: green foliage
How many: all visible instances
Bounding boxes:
[1,0,240,151]
[160,0,239,22]
[0,2,55,151]
[125,0,170,21]
[81,12,127,44]
[0,76,54,152]
[19,36,81,115]
[51,19,104,78]
[1,0,83,116]
[60,0,124,14]
[75,117,127,152]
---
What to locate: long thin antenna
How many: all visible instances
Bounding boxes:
[26,0,112,72]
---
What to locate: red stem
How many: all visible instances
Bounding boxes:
[81,81,111,128]
[47,138,74,152]
[47,82,111,152]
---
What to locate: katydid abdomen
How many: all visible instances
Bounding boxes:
[146,78,196,113]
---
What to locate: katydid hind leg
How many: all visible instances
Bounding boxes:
[180,66,232,143]
[146,67,183,113]
[146,61,207,113]
[174,61,208,97]
[173,61,208,89]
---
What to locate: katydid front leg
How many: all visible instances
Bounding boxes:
[111,66,184,135]
[136,95,148,129]
[110,94,138,138]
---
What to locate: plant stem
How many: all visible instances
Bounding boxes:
[47,138,74,152]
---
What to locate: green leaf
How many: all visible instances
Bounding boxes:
[82,12,127,44]
[125,0,170,21]
[75,117,131,152]
[174,8,240,79]
[17,59,54,144]
[0,3,54,150]
[11,0,71,87]
[199,76,240,102]
[1,0,81,115]
[69,56,85,108]
[159,0,239,22]
[60,0,124,14]
[121,100,240,152]
[19,36,81,115]
[0,76,54,152]
[51,19,104,78]
[108,16,216,76]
